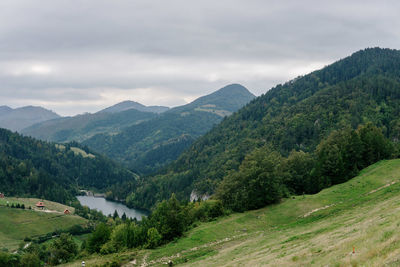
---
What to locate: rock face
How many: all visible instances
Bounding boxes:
[190,190,210,202]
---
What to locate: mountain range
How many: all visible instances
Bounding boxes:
[126,47,400,209]
[83,84,255,174]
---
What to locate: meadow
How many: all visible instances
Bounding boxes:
[0,198,86,251]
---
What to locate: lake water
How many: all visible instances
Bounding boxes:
[77,195,148,220]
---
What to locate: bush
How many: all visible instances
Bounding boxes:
[145,228,162,249]
[100,241,117,255]
[20,253,40,267]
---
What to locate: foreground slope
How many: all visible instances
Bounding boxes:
[133,47,400,208]
[84,84,255,174]
[64,159,400,266]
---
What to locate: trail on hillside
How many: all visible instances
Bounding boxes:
[302,180,398,218]
[125,233,249,267]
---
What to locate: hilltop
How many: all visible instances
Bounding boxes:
[98,100,169,114]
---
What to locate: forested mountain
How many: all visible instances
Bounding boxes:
[0,106,60,132]
[22,108,158,143]
[0,128,136,203]
[98,100,169,114]
[127,48,400,209]
[83,84,255,174]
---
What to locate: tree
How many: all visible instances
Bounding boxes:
[48,233,78,265]
[357,123,393,167]
[87,223,111,253]
[284,150,316,194]
[149,194,187,241]
[113,210,119,220]
[216,147,287,211]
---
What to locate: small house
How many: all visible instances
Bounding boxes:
[64,209,70,215]
[36,201,45,209]
[0,193,4,198]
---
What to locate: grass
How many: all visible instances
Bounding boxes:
[0,198,86,251]
[65,159,400,266]
[0,197,75,213]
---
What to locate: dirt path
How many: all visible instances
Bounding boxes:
[367,181,397,195]
[124,233,249,267]
[302,180,399,218]
[302,204,336,218]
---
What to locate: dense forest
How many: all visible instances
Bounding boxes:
[83,84,255,175]
[0,129,137,203]
[125,48,400,209]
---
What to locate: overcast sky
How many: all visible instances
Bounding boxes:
[0,0,399,116]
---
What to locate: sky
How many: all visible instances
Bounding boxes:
[0,1,399,116]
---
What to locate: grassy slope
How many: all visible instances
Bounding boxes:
[0,198,86,250]
[66,159,400,266]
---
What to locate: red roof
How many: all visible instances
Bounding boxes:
[36,202,45,207]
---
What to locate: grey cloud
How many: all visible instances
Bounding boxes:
[0,0,399,115]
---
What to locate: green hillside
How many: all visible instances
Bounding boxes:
[0,198,86,251]
[63,159,400,266]
[22,108,157,143]
[130,48,400,209]
[0,128,137,204]
[83,84,255,175]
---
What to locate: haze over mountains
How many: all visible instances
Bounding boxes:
[0,106,60,132]
[22,107,159,143]
[98,100,169,114]
[18,84,255,174]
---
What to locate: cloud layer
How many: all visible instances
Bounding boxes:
[0,0,399,115]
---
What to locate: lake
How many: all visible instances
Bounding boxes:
[76,195,148,220]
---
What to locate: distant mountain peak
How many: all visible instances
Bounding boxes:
[170,83,255,114]
[0,106,12,115]
[0,105,60,132]
[214,83,253,94]
[98,100,169,114]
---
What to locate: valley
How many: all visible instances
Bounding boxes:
[1,48,400,266]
